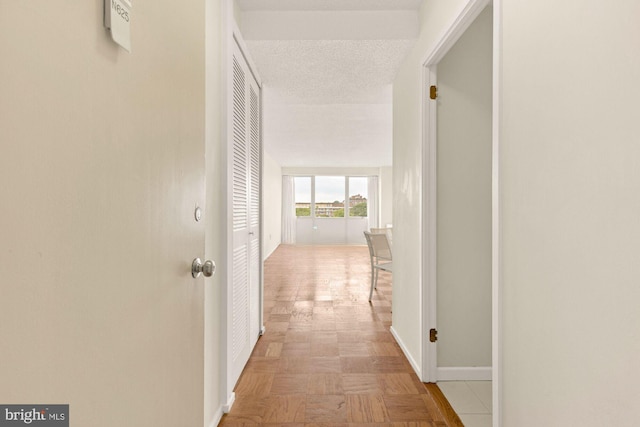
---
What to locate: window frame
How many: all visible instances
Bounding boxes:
[294,175,369,219]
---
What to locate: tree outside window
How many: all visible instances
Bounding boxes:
[348,177,368,217]
[294,177,311,217]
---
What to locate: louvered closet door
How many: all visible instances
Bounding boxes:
[229,40,261,389]
[248,76,261,343]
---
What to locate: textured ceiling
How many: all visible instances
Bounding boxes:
[237,0,423,11]
[238,2,421,167]
[263,100,393,168]
[246,40,414,105]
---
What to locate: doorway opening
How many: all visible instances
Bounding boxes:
[421,0,499,425]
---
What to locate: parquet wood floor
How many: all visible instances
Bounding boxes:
[219,245,457,427]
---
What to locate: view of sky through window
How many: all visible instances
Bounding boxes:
[294,177,311,202]
[295,176,369,203]
[315,176,345,203]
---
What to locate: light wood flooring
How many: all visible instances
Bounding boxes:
[219,244,462,427]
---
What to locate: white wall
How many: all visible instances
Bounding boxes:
[501,0,640,424]
[233,0,242,28]
[380,166,394,227]
[392,0,471,376]
[436,6,492,370]
[296,217,369,245]
[263,151,282,259]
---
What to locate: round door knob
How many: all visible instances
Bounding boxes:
[192,258,216,278]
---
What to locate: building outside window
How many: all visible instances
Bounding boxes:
[314,176,345,217]
[348,177,368,217]
[294,177,311,217]
[294,176,369,218]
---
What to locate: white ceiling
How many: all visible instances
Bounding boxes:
[237,1,422,168]
[246,39,413,105]
[237,0,423,11]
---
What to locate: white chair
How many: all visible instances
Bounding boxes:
[364,231,393,301]
[370,227,392,246]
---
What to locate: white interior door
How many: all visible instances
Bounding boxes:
[248,79,262,342]
[228,38,261,391]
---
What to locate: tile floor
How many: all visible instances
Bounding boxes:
[437,381,492,427]
[219,244,458,426]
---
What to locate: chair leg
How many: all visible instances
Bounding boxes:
[370,267,381,301]
[369,265,375,301]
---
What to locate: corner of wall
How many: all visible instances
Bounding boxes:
[262,151,283,259]
[390,326,422,379]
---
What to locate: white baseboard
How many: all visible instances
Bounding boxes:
[390,326,422,379]
[262,243,280,262]
[437,366,492,381]
[222,392,235,414]
[208,406,224,427]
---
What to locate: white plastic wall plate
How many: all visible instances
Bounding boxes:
[104,0,132,52]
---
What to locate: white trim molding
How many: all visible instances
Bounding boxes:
[421,0,491,66]
[420,63,438,384]
[208,406,225,427]
[437,366,492,382]
[222,391,236,414]
[232,20,262,88]
[492,0,503,425]
[390,326,422,379]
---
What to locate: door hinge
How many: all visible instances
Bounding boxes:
[429,328,438,343]
[429,85,437,100]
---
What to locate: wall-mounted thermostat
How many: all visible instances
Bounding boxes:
[104,0,132,52]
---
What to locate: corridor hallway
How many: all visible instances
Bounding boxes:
[219,245,460,426]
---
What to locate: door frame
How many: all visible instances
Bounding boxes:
[420,0,502,425]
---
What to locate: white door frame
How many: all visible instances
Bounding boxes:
[421,60,438,384]
[420,0,502,425]
[491,2,502,425]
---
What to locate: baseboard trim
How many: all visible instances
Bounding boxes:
[390,326,422,379]
[263,243,281,262]
[437,366,492,381]
[208,406,224,427]
[222,392,236,414]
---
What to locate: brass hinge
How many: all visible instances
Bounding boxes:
[429,328,438,343]
[429,85,437,100]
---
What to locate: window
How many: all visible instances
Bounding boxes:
[293,176,371,219]
[315,176,345,217]
[348,177,368,217]
[294,177,311,217]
